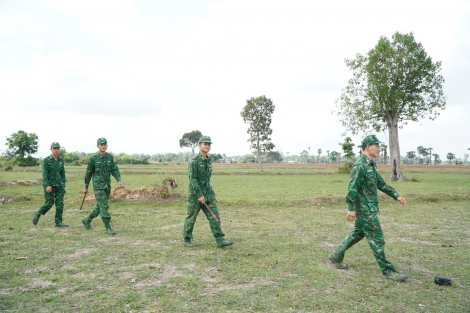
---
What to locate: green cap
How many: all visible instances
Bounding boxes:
[50,142,61,148]
[361,134,383,149]
[97,137,107,144]
[198,136,212,144]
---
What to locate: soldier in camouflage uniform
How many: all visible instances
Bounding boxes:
[328,135,408,282]
[82,138,123,235]
[183,136,234,248]
[33,142,68,227]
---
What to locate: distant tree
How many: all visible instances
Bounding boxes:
[265,151,283,163]
[210,153,224,163]
[5,130,38,159]
[4,130,39,166]
[241,95,275,171]
[463,154,469,165]
[299,150,309,163]
[340,137,355,161]
[335,32,446,181]
[326,150,330,163]
[432,154,440,164]
[330,151,340,163]
[317,149,322,163]
[179,130,203,155]
[406,151,416,164]
[446,152,455,165]
[380,144,388,164]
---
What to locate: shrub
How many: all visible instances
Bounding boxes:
[338,161,353,174]
[4,165,13,171]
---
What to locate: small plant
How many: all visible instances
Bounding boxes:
[338,161,353,174]
[4,165,13,171]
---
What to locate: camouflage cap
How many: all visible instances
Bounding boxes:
[97,137,107,144]
[198,136,212,144]
[361,134,383,149]
[50,142,61,148]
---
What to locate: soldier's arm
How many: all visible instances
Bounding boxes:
[110,156,122,183]
[84,157,94,189]
[345,164,364,211]
[188,160,204,199]
[42,159,50,188]
[61,159,66,189]
[377,173,399,200]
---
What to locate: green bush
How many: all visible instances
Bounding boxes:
[338,161,353,174]
[4,165,13,171]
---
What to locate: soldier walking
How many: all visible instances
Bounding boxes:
[183,136,233,248]
[82,138,122,235]
[328,135,408,282]
[33,142,68,227]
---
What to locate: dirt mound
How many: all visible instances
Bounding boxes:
[83,178,178,201]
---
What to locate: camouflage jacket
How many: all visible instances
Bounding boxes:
[187,153,215,202]
[42,155,66,189]
[346,154,399,216]
[84,152,121,190]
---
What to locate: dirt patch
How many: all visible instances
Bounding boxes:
[0,179,42,186]
[66,248,96,259]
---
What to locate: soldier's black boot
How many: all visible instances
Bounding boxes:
[216,237,234,248]
[55,222,69,228]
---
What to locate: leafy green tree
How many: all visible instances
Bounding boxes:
[5,130,39,159]
[406,151,416,164]
[380,144,388,164]
[339,137,355,161]
[179,130,202,155]
[241,95,275,172]
[335,32,446,181]
[464,154,469,165]
[317,149,322,163]
[330,151,340,163]
[446,152,455,165]
[265,151,283,163]
[4,130,39,166]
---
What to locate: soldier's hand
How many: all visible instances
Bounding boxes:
[346,210,356,221]
[397,197,406,206]
[83,188,88,194]
[198,196,205,204]
[118,181,123,188]
[46,186,52,193]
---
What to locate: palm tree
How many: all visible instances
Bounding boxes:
[317,149,322,164]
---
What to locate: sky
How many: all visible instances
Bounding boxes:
[1,0,469,159]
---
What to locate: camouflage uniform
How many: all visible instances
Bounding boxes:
[330,136,401,276]
[34,143,67,226]
[183,136,232,247]
[183,152,224,239]
[83,139,121,229]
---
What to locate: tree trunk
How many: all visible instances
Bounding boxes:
[387,115,405,181]
[257,141,263,172]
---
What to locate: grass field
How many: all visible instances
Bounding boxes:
[1,163,469,312]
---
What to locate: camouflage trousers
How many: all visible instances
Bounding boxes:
[183,200,224,239]
[37,186,65,225]
[87,188,112,223]
[331,214,397,275]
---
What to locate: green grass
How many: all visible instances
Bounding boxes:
[0,163,469,312]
